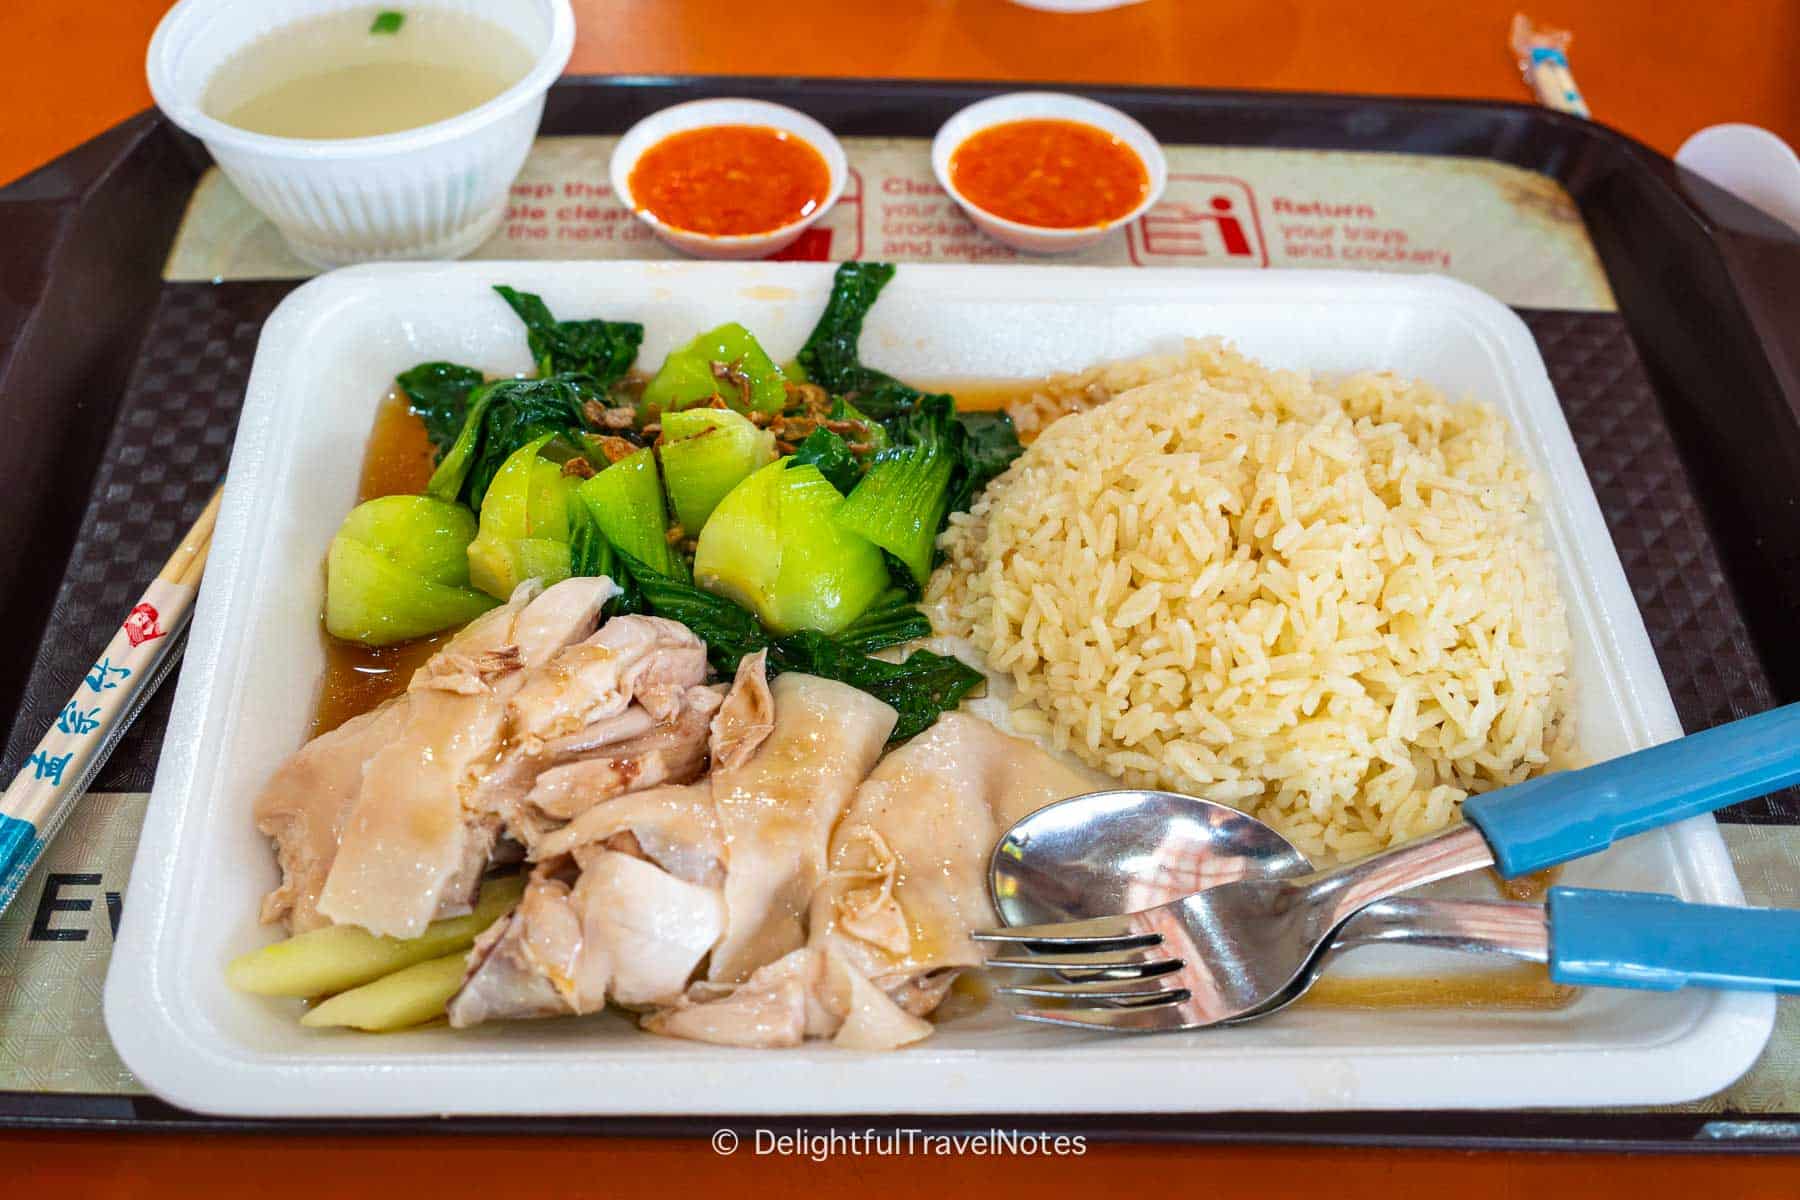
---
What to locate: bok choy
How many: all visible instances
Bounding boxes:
[642,322,787,415]
[396,362,485,457]
[419,287,645,509]
[694,458,887,636]
[577,446,687,582]
[659,407,777,532]
[493,285,644,394]
[424,377,589,511]
[325,495,498,644]
[340,265,1014,739]
[796,262,1023,588]
[465,434,583,598]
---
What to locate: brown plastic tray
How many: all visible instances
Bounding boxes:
[0,77,1797,1146]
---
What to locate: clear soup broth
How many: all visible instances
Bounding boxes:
[203,7,536,140]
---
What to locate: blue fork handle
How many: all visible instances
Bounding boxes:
[1463,703,1800,877]
[1549,886,1800,992]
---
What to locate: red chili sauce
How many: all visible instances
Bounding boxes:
[949,118,1150,229]
[628,124,832,236]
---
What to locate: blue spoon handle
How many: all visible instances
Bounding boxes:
[1548,886,1800,992]
[1463,703,1800,877]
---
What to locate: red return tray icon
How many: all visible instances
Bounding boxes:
[1127,173,1269,268]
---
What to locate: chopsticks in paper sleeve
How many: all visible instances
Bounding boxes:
[0,487,221,917]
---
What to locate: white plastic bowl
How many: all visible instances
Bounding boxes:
[609,99,848,260]
[932,92,1168,255]
[147,0,574,269]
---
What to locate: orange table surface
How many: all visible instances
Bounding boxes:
[4,0,1799,185]
[4,0,1800,1195]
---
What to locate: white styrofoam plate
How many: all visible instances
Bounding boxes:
[104,262,1774,1116]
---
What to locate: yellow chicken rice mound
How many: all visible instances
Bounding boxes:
[928,341,1575,863]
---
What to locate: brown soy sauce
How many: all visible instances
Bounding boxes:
[310,391,442,736]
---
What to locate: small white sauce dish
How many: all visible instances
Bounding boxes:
[932,91,1168,255]
[147,0,574,269]
[609,98,848,260]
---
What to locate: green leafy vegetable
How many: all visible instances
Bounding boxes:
[494,286,643,390]
[326,495,497,645]
[577,447,687,582]
[326,538,497,645]
[660,407,777,532]
[794,262,950,425]
[425,377,588,510]
[409,290,643,498]
[795,262,904,402]
[624,559,770,671]
[642,322,788,415]
[568,498,618,583]
[950,409,1024,515]
[694,459,888,636]
[834,589,932,655]
[771,633,985,741]
[422,382,494,502]
[369,10,404,35]
[363,268,1001,736]
[831,395,888,455]
[614,553,980,741]
[396,362,485,458]
[790,428,861,494]
[834,436,954,588]
[335,494,475,583]
[798,262,1024,586]
[836,392,969,589]
[466,435,579,598]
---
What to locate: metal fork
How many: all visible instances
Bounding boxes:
[984,896,1551,1029]
[975,822,1497,1029]
[985,888,1800,1030]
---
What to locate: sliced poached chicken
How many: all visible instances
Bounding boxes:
[507,615,709,751]
[531,781,724,887]
[706,673,896,983]
[708,649,774,771]
[251,699,409,932]
[266,577,727,940]
[312,577,615,938]
[641,946,932,1051]
[447,849,724,1026]
[810,713,1103,997]
[477,619,715,849]
[262,568,1097,1051]
[522,686,719,823]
